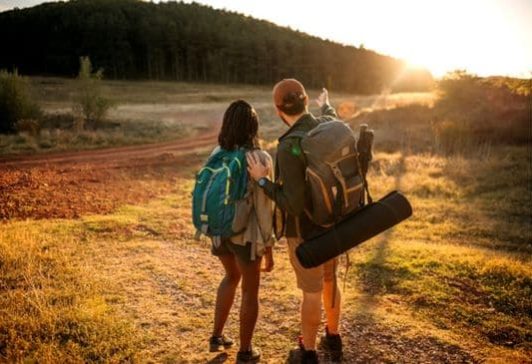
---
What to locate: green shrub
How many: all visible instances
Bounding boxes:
[0,70,41,134]
[73,57,115,129]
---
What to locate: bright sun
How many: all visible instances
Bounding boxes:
[193,0,532,78]
[349,0,530,78]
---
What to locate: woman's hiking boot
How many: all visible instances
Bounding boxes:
[209,334,234,352]
[319,326,343,362]
[236,347,261,363]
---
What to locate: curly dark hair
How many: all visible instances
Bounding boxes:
[218,100,259,150]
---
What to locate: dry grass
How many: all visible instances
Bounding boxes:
[351,149,531,359]
[0,219,139,362]
[1,80,530,362]
[29,77,274,106]
[0,118,193,155]
[1,77,435,156]
[29,77,435,109]
[1,145,530,362]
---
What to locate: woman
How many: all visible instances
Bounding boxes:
[209,100,274,363]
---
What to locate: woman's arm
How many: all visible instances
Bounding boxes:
[251,150,275,245]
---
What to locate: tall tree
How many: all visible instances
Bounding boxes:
[0,0,433,93]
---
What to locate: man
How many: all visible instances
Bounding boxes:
[247,79,343,363]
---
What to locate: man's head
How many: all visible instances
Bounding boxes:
[272,79,308,126]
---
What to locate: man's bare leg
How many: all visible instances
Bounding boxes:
[322,278,341,334]
[301,291,322,350]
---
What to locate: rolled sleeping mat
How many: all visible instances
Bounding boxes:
[296,190,413,269]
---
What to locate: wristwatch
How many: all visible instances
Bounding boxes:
[258,177,268,188]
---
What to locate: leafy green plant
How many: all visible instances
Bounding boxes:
[73,57,115,129]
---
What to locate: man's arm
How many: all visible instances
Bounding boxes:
[316,88,337,119]
[253,151,274,242]
[262,143,306,216]
[321,103,337,118]
[247,143,306,217]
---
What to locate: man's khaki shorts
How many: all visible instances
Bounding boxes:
[287,237,337,293]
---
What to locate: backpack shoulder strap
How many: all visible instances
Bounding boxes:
[284,130,308,140]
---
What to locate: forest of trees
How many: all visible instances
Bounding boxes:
[0,0,434,94]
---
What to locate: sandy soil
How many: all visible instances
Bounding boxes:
[0,126,218,220]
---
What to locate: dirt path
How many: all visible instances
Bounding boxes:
[0,127,218,168]
[0,126,218,220]
[81,200,482,363]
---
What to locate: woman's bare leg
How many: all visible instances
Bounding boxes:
[212,254,241,337]
[235,256,262,351]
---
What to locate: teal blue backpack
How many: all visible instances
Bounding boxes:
[192,148,248,243]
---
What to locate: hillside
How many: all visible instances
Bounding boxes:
[0,0,433,93]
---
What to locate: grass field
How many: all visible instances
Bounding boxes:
[2,148,530,363]
[0,79,530,363]
[0,77,434,156]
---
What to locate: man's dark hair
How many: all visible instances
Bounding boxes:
[218,99,259,150]
[278,91,306,115]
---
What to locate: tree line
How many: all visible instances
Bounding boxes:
[0,0,433,93]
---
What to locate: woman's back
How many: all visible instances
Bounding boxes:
[231,149,274,261]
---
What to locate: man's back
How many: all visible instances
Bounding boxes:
[265,104,338,239]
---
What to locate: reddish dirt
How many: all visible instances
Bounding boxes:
[0,128,218,220]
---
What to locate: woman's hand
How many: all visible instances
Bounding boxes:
[261,246,274,272]
[315,88,329,108]
[246,152,270,182]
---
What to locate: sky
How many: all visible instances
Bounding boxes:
[1,0,531,78]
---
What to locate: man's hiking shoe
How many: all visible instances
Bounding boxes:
[209,335,234,352]
[296,336,319,364]
[301,349,319,364]
[320,327,343,362]
[236,347,261,363]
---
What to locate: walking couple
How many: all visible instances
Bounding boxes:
[201,79,343,364]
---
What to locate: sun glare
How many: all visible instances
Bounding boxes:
[342,0,531,78]
[190,0,532,78]
[397,1,529,77]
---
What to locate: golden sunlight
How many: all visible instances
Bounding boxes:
[389,0,530,77]
[189,0,532,78]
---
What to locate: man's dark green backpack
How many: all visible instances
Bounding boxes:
[288,122,374,227]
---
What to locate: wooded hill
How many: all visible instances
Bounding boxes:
[0,0,433,93]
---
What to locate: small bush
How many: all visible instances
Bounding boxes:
[0,70,41,134]
[40,113,75,130]
[434,71,528,149]
[15,119,41,136]
[73,57,115,129]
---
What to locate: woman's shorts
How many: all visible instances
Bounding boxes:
[211,238,254,264]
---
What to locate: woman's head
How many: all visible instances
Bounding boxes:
[218,100,259,150]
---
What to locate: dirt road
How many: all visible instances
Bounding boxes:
[0,127,219,220]
[0,127,218,168]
